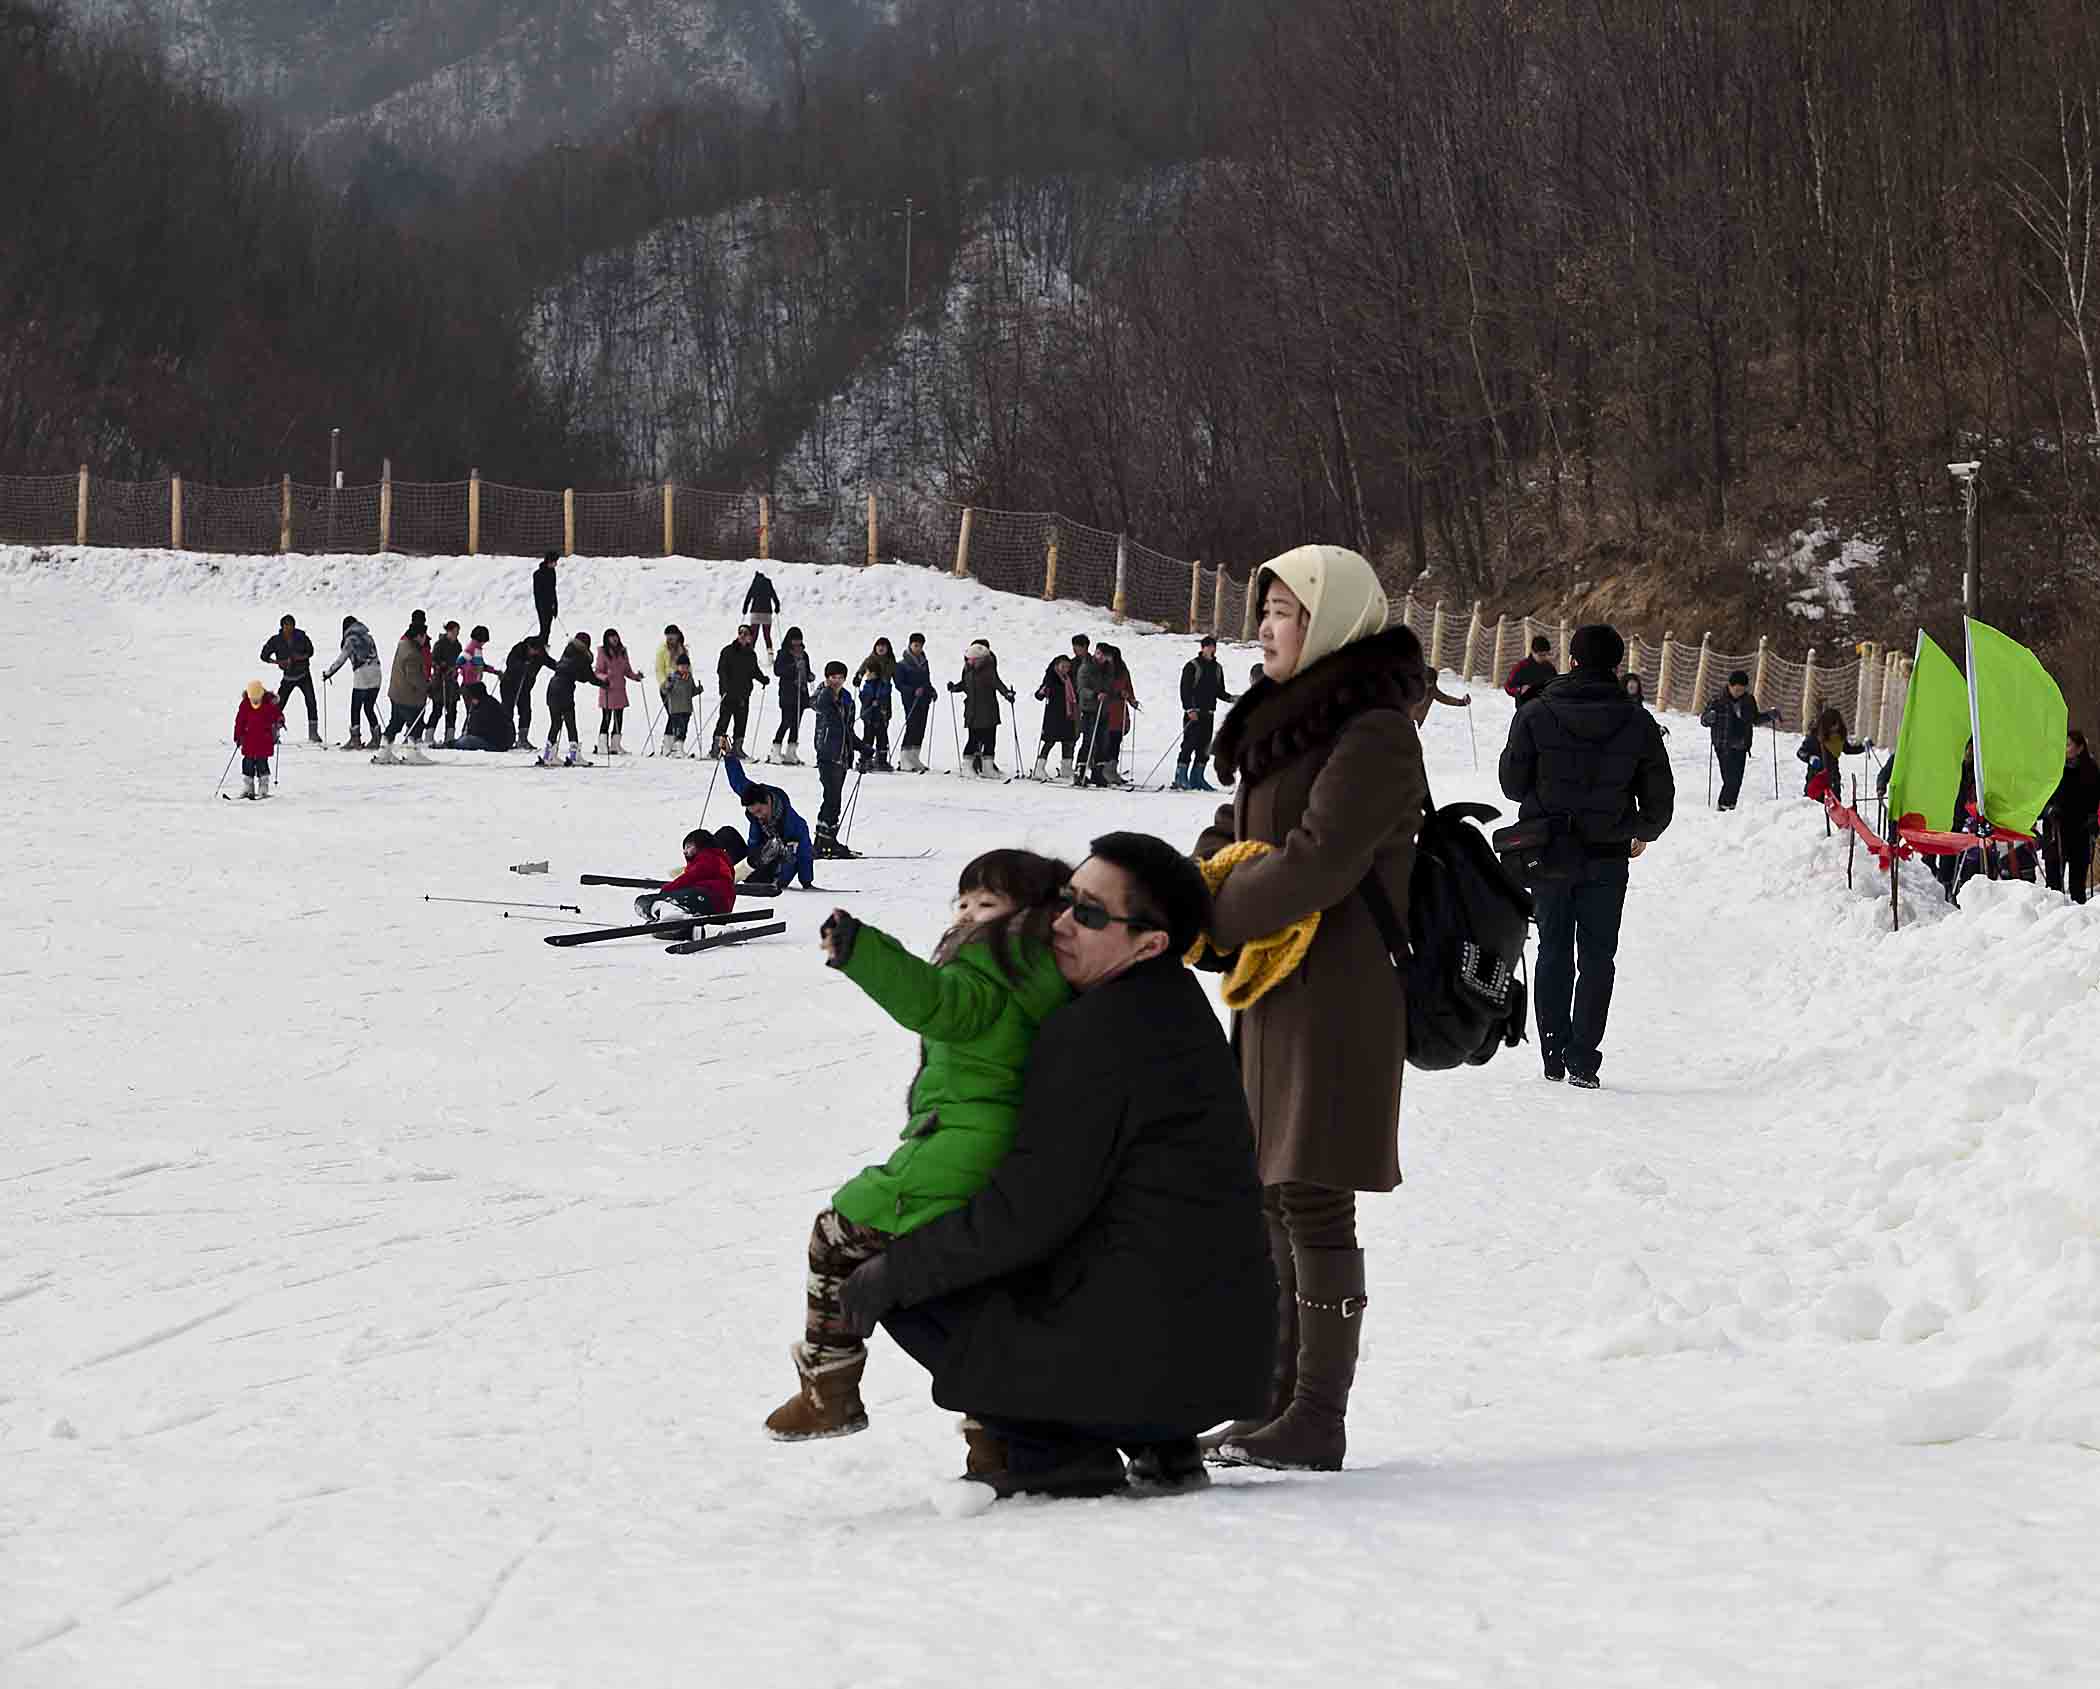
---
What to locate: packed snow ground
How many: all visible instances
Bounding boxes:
[3,546,2095,1688]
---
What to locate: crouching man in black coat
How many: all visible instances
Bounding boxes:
[837,830,1274,1499]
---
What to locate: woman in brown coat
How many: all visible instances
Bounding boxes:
[1193,544,1428,1471]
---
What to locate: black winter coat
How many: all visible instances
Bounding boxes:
[718,640,765,703]
[500,639,553,700]
[1701,690,1773,752]
[532,563,558,618]
[431,635,462,690]
[2047,752,2100,838]
[810,684,860,766]
[879,955,1274,1430]
[1500,669,1675,862]
[1180,656,1236,714]
[260,629,314,677]
[463,693,514,750]
[545,645,594,706]
[1506,655,1557,702]
[743,572,780,615]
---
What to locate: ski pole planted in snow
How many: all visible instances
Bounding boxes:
[1707,743,1715,809]
[947,691,963,774]
[1465,697,1478,770]
[840,766,868,847]
[214,746,238,798]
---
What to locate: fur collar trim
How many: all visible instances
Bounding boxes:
[1212,626,1424,784]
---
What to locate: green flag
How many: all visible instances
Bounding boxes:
[1886,632,1969,833]
[1966,618,2068,835]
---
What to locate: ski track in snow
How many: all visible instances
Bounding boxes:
[2,544,2096,1687]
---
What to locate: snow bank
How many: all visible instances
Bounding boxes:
[1576,805,2100,1450]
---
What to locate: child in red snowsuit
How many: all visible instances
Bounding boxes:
[635,826,746,921]
[234,681,283,799]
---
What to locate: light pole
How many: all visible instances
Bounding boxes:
[1948,460,1981,621]
[891,195,925,317]
[328,427,341,551]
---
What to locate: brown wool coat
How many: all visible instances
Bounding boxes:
[1193,628,1428,1192]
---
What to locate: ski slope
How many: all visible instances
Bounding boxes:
[3,545,2095,1688]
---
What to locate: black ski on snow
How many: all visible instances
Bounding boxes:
[545,910,770,947]
[663,922,787,956]
[580,874,664,888]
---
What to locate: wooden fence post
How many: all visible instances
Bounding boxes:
[1878,650,1901,745]
[1800,647,1820,730]
[1557,617,1572,671]
[1461,601,1483,680]
[1212,566,1227,637]
[1691,631,1714,711]
[1188,558,1203,633]
[1242,573,1257,641]
[1854,642,1878,740]
[1043,526,1059,599]
[280,474,292,553]
[1521,612,1535,653]
[1430,600,1447,669]
[563,488,575,556]
[758,494,770,561]
[954,507,974,578]
[1490,614,1510,685]
[468,469,482,556]
[76,465,88,546]
[171,475,183,550]
[1656,631,1676,710]
[661,482,674,557]
[1113,535,1129,624]
[379,459,393,553]
[866,491,878,567]
[1753,633,1771,701]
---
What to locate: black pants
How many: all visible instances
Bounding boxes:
[350,686,380,739]
[1179,710,1215,767]
[2045,830,2094,904]
[861,709,891,768]
[599,707,625,736]
[382,702,420,744]
[1532,869,1629,1079]
[423,677,461,742]
[277,672,316,726]
[241,754,270,777]
[715,696,750,749]
[884,1302,1194,1460]
[818,758,849,831]
[774,686,803,745]
[537,605,554,646]
[668,712,691,743]
[964,724,997,758]
[1716,747,1748,809]
[546,691,579,745]
[901,694,932,752]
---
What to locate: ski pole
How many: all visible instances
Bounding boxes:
[840,766,868,846]
[750,684,767,756]
[1771,720,1780,800]
[425,896,584,912]
[1007,693,1022,777]
[698,751,723,828]
[1140,738,1176,790]
[214,745,238,797]
[640,684,657,751]
[1707,742,1714,809]
[947,690,963,773]
[1465,697,1478,770]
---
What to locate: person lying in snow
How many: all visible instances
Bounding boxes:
[765,849,1073,1444]
[634,827,745,922]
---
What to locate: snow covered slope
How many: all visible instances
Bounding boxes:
[3,544,2095,1686]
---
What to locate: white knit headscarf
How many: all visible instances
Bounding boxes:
[1257,545,1389,680]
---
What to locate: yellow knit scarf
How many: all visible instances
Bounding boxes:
[1185,840,1321,1009]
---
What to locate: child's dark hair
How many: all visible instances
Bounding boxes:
[471,624,489,642]
[825,660,848,678]
[940,849,1074,982]
[675,652,692,668]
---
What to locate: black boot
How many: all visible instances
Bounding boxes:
[1213,1248,1365,1472]
[1126,1437,1210,1495]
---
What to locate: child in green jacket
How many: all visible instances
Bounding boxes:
[765,848,1073,1441]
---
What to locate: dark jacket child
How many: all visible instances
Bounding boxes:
[764,849,1075,1441]
[1700,671,1778,810]
[895,634,935,769]
[636,825,746,921]
[809,662,863,845]
[1176,637,1238,790]
[771,629,813,761]
[233,680,284,798]
[743,571,781,652]
[1034,654,1078,778]
[539,633,596,764]
[1073,642,1106,772]
[1797,708,1866,802]
[858,650,895,773]
[453,683,514,752]
[261,615,320,740]
[323,616,384,747]
[715,625,767,755]
[500,634,554,748]
[725,753,816,888]
[661,656,701,754]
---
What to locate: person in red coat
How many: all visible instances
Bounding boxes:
[234,680,283,799]
[635,826,747,921]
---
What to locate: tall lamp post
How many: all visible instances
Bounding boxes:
[1949,459,1981,621]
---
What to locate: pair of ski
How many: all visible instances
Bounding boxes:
[544,908,784,953]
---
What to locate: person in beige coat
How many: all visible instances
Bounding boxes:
[1192,545,1428,1472]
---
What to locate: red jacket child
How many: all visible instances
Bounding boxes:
[234,684,283,757]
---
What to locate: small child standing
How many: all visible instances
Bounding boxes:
[233,680,283,799]
[765,850,1074,1440]
[857,657,894,772]
[635,825,745,922]
[660,653,700,755]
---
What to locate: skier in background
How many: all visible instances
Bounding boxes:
[449,682,514,752]
[2042,729,2100,904]
[1505,635,1557,707]
[532,552,559,645]
[769,626,812,765]
[594,627,642,756]
[500,632,553,751]
[743,570,781,655]
[1797,708,1866,802]
[1174,635,1236,791]
[260,614,320,744]
[321,615,383,749]
[374,613,432,765]
[660,653,700,756]
[895,632,935,772]
[809,660,863,856]
[233,679,283,799]
[1699,670,1777,811]
[951,640,1015,778]
[539,631,595,766]
[1032,652,1078,781]
[858,638,896,772]
[715,623,766,757]
[424,619,463,746]
[457,624,496,696]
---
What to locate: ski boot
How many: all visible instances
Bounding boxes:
[594,733,610,758]
[1172,763,1190,789]
[1190,768,1217,792]
[342,733,365,751]
[563,739,581,766]
[371,743,401,765]
[307,725,323,745]
[1030,755,1047,781]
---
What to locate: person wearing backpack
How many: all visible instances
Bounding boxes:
[1190,545,1427,1474]
[1498,624,1674,1090]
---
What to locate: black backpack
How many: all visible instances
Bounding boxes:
[1362,786,1533,1071]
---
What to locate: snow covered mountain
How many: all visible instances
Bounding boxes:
[60,0,887,162]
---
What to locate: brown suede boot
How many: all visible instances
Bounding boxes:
[764,1345,869,1441]
[1201,1208,1297,1458]
[961,1418,1008,1478]
[1213,1248,1365,1472]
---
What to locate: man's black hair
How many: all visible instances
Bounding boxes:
[541,551,559,565]
[1530,634,1552,655]
[824,660,848,677]
[1570,623,1626,671]
[1072,633,1091,648]
[909,631,925,645]
[1087,831,1210,957]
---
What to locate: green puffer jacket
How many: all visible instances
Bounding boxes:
[830,924,1071,1235]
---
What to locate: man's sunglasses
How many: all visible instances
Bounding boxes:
[1055,889,1159,933]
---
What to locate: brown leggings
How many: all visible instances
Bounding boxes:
[1266,1181,1358,1251]
[799,1207,892,1366]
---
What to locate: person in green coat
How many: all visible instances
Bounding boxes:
[766,848,1074,1442]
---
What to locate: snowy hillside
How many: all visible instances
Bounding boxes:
[3,543,2096,1685]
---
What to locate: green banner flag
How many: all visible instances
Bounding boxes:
[1966,618,2069,835]
[1886,631,1969,832]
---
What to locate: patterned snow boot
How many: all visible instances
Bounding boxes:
[764,1347,869,1441]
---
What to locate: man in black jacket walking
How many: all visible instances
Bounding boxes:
[1699,669,1777,811]
[532,552,559,645]
[260,614,320,742]
[1174,636,1237,791]
[838,832,1273,1498]
[1499,624,1675,1089]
